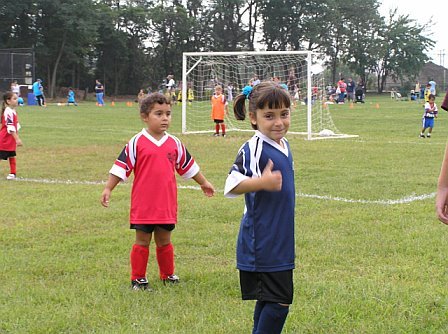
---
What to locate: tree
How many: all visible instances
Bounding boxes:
[342,0,382,86]
[34,0,99,97]
[372,9,434,93]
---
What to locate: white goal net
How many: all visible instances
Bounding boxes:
[181,51,356,140]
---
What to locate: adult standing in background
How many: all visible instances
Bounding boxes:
[415,81,421,99]
[346,78,355,102]
[166,75,176,102]
[428,79,437,96]
[286,68,297,96]
[337,77,347,104]
[11,81,20,97]
[95,79,105,106]
[32,79,45,107]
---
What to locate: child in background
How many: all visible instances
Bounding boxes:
[187,85,194,106]
[66,87,78,106]
[420,94,438,138]
[137,89,146,106]
[101,93,215,290]
[227,83,234,102]
[211,85,228,137]
[424,83,431,103]
[0,92,23,180]
[224,82,296,334]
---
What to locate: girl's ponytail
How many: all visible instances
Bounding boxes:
[233,93,247,121]
[2,91,14,120]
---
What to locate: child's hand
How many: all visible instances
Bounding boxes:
[261,159,282,191]
[16,138,23,146]
[200,181,215,197]
[101,189,111,207]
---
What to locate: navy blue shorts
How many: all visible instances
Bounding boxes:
[130,224,175,233]
[239,270,293,304]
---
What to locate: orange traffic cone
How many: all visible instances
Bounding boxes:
[375,103,380,109]
[111,101,115,106]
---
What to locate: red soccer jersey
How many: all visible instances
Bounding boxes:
[109,130,199,225]
[0,107,19,152]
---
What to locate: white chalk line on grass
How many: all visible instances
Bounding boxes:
[13,177,435,205]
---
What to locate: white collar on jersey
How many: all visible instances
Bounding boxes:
[141,128,169,147]
[255,130,289,157]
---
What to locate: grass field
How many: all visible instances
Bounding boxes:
[1,95,447,333]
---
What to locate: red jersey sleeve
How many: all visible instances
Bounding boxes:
[171,135,199,179]
[109,133,140,181]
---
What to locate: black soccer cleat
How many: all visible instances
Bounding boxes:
[131,278,150,290]
[162,274,179,285]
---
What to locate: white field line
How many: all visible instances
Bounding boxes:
[13,177,435,205]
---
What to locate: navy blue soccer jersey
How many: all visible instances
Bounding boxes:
[224,131,295,272]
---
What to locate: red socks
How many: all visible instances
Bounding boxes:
[130,244,149,280]
[130,243,175,280]
[214,124,226,135]
[9,157,16,175]
[156,243,174,280]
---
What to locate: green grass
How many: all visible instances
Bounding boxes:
[1,97,447,333]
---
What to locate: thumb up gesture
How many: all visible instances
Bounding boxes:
[261,159,282,191]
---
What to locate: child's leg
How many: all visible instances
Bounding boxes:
[8,157,16,175]
[130,230,152,280]
[215,123,220,135]
[252,301,266,334]
[154,227,174,280]
[254,302,289,334]
[220,123,226,135]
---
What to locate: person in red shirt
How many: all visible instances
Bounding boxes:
[0,92,23,180]
[337,78,347,104]
[101,93,215,290]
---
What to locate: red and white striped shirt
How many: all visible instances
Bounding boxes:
[109,130,199,225]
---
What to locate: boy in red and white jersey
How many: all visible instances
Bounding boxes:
[101,93,215,290]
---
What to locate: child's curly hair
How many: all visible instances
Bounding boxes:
[140,93,171,116]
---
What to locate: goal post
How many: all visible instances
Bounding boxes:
[181,51,357,140]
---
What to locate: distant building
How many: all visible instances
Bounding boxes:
[384,61,448,94]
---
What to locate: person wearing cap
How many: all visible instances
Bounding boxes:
[32,79,45,107]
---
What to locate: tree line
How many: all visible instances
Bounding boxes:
[0,0,434,97]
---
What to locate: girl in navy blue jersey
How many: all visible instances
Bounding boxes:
[224,81,295,334]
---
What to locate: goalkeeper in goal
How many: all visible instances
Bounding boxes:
[211,85,229,137]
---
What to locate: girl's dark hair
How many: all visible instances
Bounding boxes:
[140,92,171,115]
[428,94,436,100]
[233,81,291,130]
[2,91,15,118]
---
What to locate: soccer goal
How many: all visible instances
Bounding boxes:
[181,51,357,140]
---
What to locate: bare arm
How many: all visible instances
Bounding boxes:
[101,174,122,207]
[230,159,282,195]
[11,132,22,146]
[436,144,448,225]
[192,171,215,197]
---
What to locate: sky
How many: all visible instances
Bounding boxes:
[379,0,446,67]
